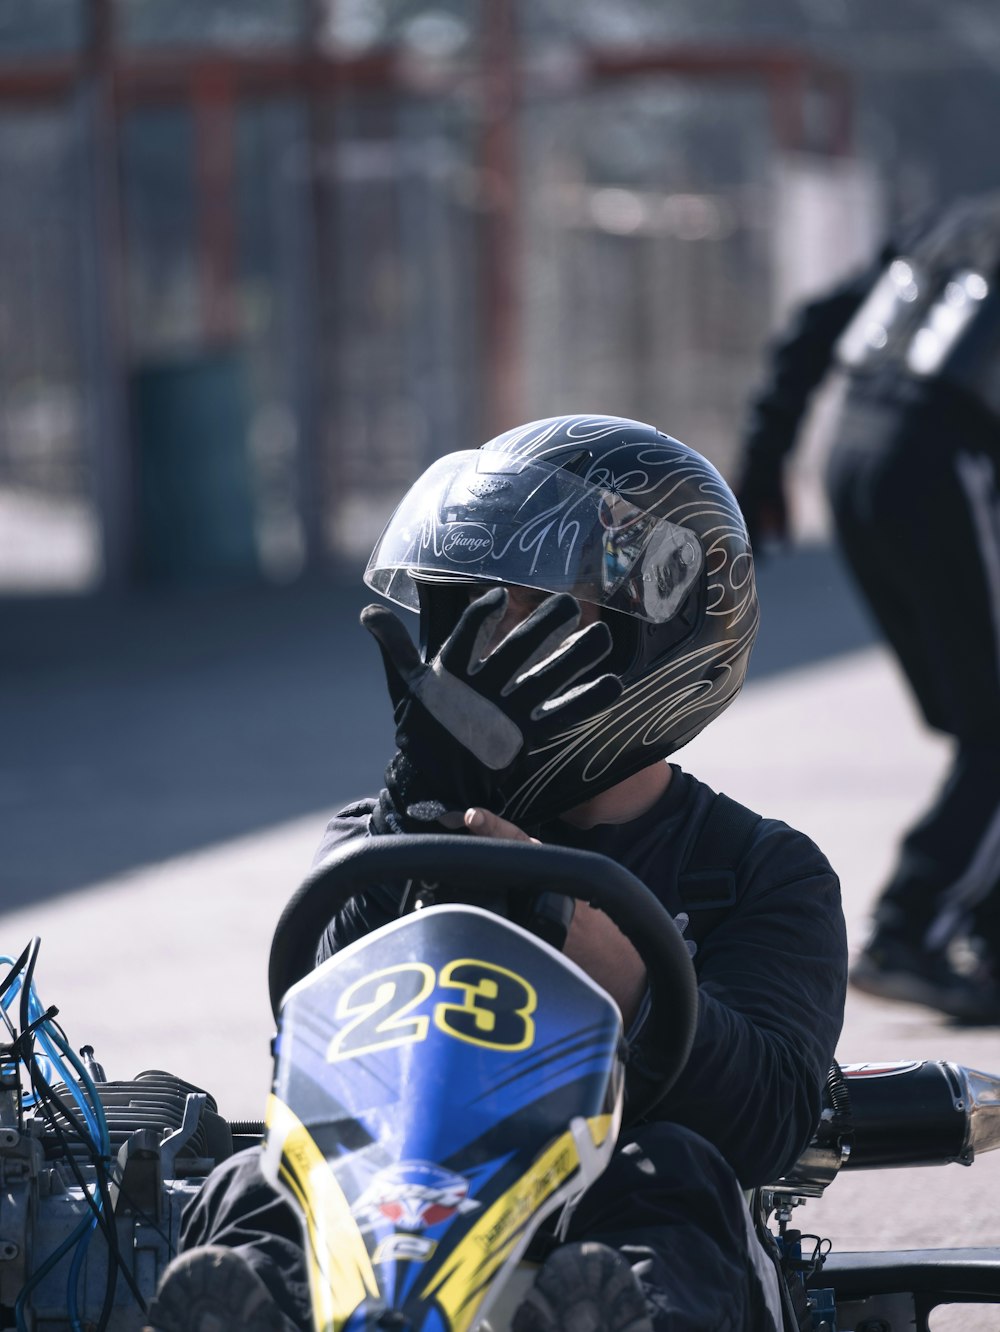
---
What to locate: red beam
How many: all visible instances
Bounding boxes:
[0,57,78,100]
[0,42,850,130]
[0,50,421,104]
[584,43,852,154]
[584,42,844,82]
[115,49,403,101]
[0,43,848,92]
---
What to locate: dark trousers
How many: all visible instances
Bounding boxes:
[826,390,1000,949]
[178,1122,781,1331]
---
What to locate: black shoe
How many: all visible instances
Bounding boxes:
[144,1246,296,1332]
[512,1241,653,1332]
[850,933,1000,1023]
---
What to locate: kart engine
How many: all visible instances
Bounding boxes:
[0,1061,254,1331]
[0,936,263,1332]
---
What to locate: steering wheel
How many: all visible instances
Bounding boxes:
[268,834,697,1120]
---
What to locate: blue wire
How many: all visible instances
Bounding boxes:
[66,1215,100,1332]
[14,1214,93,1332]
[0,953,114,1331]
[0,966,55,1101]
[0,961,105,1142]
[44,1017,112,1329]
[36,1026,100,1141]
[42,1021,108,1150]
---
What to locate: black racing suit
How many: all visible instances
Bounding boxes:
[179,767,847,1332]
[738,214,1000,957]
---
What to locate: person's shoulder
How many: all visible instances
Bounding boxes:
[678,769,837,884]
[749,811,838,886]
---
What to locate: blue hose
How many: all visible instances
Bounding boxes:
[0,952,113,1331]
[14,1213,93,1332]
[48,1025,112,1329]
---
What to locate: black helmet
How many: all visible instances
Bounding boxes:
[365,414,758,824]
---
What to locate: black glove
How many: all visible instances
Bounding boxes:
[363,588,622,833]
[733,455,788,552]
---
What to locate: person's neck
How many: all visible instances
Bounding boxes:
[560,761,672,830]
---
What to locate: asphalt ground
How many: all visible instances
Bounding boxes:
[0,544,875,907]
[2,545,1000,1324]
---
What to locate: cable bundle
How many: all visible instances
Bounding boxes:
[0,937,148,1332]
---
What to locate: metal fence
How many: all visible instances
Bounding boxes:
[0,1,868,591]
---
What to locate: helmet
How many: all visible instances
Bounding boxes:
[365,414,758,824]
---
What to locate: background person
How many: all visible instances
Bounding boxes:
[734,193,1000,1023]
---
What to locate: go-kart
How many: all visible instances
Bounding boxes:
[2,834,1000,1331]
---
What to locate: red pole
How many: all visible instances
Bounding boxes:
[479,0,521,437]
[293,0,337,571]
[85,0,134,589]
[192,69,238,342]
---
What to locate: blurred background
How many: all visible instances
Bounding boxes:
[4,5,1000,1319]
[7,0,1000,596]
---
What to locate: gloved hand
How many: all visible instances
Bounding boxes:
[363,587,622,833]
[733,455,789,552]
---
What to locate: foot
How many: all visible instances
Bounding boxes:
[143,1246,296,1332]
[850,932,1000,1023]
[512,1241,653,1332]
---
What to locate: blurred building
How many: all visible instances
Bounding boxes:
[1,0,997,592]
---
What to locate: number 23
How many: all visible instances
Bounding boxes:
[327,959,537,1062]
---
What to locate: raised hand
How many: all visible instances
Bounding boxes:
[363,587,622,832]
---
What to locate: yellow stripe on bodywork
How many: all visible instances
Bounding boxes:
[421,1114,612,1332]
[587,1113,614,1148]
[266,1094,379,1332]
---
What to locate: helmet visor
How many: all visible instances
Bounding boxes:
[364,450,703,624]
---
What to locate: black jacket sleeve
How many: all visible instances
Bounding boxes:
[655,819,847,1186]
[738,268,874,479]
[310,799,405,962]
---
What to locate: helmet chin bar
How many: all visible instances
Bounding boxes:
[416,580,480,661]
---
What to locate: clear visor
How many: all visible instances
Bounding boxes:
[364,451,703,624]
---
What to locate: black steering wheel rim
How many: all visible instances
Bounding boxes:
[269,834,697,1117]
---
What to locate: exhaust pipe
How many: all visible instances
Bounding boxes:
[770,1061,1000,1198]
[840,1060,1000,1168]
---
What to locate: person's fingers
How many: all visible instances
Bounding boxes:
[438,586,508,671]
[360,604,422,704]
[510,619,614,708]
[463,807,540,843]
[533,671,623,731]
[361,604,423,674]
[482,593,581,685]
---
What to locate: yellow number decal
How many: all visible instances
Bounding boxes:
[434,959,537,1051]
[327,963,435,1062]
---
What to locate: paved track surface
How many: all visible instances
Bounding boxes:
[3,547,999,1326]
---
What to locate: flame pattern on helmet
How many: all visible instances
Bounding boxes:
[474,415,758,822]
